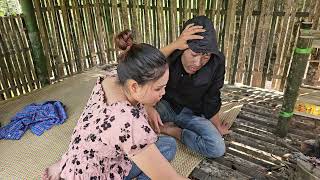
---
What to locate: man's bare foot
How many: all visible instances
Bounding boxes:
[42,160,61,180]
[160,122,182,140]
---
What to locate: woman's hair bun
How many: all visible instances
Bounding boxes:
[115,29,133,51]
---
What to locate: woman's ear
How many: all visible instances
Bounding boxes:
[126,79,139,95]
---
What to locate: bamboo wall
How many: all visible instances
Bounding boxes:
[0,0,320,101]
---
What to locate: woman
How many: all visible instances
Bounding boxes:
[43,30,188,180]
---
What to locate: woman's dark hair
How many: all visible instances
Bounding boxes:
[114,30,167,85]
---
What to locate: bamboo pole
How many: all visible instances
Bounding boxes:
[33,0,52,81]
[261,1,278,87]
[245,8,260,86]
[111,0,120,33]
[39,0,58,80]
[84,0,98,66]
[102,1,115,62]
[67,2,81,71]
[278,12,299,91]
[276,22,312,138]
[0,31,14,98]
[143,0,151,44]
[236,0,254,83]
[211,0,221,44]
[94,0,107,64]
[47,0,67,78]
[219,0,228,57]
[72,0,85,71]
[131,0,142,43]
[169,0,177,42]
[53,0,71,75]
[16,17,40,90]
[20,0,49,85]
[182,0,188,23]
[251,0,275,87]
[60,0,75,74]
[271,0,297,90]
[1,18,24,95]
[0,61,10,99]
[120,0,129,30]
[151,0,157,46]
[223,0,236,82]
[312,1,320,29]
[78,0,92,68]
[6,17,29,92]
[156,0,165,48]
[198,0,206,16]
[229,0,246,85]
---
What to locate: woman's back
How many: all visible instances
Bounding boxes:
[59,75,157,180]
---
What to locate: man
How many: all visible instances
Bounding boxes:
[146,16,229,158]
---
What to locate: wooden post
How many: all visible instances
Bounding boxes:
[276,22,313,138]
[20,0,49,85]
[229,0,246,85]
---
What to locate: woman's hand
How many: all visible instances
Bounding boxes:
[145,106,163,134]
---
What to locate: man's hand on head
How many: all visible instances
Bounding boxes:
[174,23,205,50]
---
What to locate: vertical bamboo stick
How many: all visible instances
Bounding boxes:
[236,0,254,83]
[245,1,261,86]
[7,17,29,92]
[170,0,177,41]
[20,0,49,85]
[84,0,98,66]
[198,0,206,16]
[72,0,85,71]
[46,0,66,78]
[156,0,165,48]
[103,1,115,62]
[60,0,75,73]
[1,18,24,95]
[251,0,275,87]
[143,0,151,44]
[224,0,236,82]
[271,0,296,90]
[120,0,129,30]
[0,33,14,98]
[33,0,52,81]
[15,17,39,89]
[94,0,107,64]
[131,0,142,43]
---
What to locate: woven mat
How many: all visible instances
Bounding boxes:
[0,69,243,179]
[169,102,243,177]
[0,70,105,179]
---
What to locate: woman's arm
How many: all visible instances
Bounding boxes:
[131,144,188,180]
[160,24,205,58]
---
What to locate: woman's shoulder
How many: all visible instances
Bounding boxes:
[101,76,127,105]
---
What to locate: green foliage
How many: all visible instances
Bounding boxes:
[0,0,22,17]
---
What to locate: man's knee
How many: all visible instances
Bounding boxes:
[158,136,177,161]
[203,136,226,158]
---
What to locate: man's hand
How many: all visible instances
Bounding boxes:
[210,113,231,135]
[145,105,163,133]
[174,23,205,50]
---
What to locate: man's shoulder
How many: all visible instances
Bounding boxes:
[168,50,183,64]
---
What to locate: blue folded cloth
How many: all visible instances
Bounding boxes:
[0,101,67,140]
